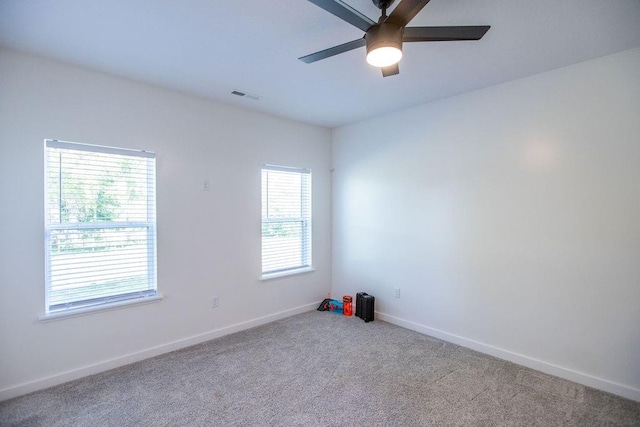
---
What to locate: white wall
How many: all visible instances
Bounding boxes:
[0,49,332,399]
[332,47,640,400]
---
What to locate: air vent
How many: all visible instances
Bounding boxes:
[231,90,261,101]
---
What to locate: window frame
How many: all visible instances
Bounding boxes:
[43,139,159,318]
[261,164,313,280]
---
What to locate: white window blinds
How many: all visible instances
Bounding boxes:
[261,165,311,276]
[44,139,157,314]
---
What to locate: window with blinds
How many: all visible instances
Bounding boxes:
[261,165,311,277]
[44,139,157,314]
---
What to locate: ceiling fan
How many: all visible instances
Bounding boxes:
[299,0,490,77]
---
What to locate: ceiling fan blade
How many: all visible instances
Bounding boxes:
[381,63,399,77]
[307,0,376,32]
[403,26,490,42]
[386,0,431,27]
[299,38,366,63]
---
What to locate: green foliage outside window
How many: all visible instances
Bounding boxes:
[48,150,148,254]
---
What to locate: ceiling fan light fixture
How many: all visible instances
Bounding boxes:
[367,46,402,67]
[366,22,403,68]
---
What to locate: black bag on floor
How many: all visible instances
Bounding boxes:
[356,292,375,322]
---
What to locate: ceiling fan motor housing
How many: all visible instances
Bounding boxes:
[372,0,395,10]
[366,22,404,56]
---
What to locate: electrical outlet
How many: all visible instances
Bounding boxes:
[394,287,400,298]
[202,180,210,191]
[212,296,219,308]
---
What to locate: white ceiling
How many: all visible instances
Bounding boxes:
[1,0,640,128]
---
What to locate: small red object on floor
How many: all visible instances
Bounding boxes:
[343,295,353,316]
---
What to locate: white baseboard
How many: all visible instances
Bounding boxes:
[376,311,640,402]
[0,302,319,402]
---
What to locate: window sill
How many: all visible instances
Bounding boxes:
[39,293,164,323]
[260,267,315,282]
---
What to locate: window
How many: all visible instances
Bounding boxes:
[261,165,311,277]
[44,139,157,315]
